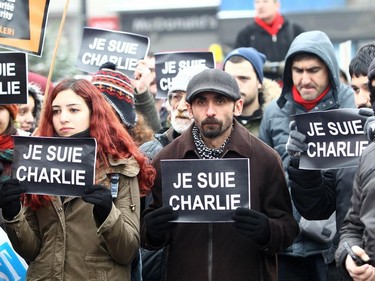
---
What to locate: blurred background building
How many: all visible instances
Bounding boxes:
[37,0,375,81]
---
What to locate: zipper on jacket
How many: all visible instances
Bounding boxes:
[208,223,213,281]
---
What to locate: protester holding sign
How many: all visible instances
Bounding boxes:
[282,40,375,281]
[141,68,298,281]
[133,54,165,131]
[0,78,156,280]
[259,30,357,280]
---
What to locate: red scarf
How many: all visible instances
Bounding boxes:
[0,134,14,150]
[292,85,331,111]
[255,13,284,36]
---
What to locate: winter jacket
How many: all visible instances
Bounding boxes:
[235,78,281,136]
[4,156,141,281]
[235,17,304,80]
[259,30,356,258]
[335,142,375,277]
[235,18,304,63]
[141,120,299,281]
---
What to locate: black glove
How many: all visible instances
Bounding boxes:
[82,185,112,225]
[287,163,322,189]
[364,116,375,142]
[358,107,374,117]
[144,206,178,244]
[232,208,271,245]
[0,179,25,220]
[286,121,308,168]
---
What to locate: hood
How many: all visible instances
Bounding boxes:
[278,30,340,108]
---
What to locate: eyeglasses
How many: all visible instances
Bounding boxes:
[168,91,186,107]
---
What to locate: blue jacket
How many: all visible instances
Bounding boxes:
[259,30,355,257]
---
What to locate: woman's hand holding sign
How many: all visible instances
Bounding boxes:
[82,185,113,225]
[0,179,25,220]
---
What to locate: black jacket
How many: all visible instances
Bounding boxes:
[235,18,305,63]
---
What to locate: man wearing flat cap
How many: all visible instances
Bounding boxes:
[141,68,298,281]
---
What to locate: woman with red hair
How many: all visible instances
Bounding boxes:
[0,78,156,280]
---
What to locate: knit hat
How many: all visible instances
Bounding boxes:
[2,104,18,120]
[91,62,136,128]
[186,68,240,103]
[168,65,209,96]
[223,47,267,83]
[368,57,375,83]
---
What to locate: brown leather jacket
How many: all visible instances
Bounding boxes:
[141,120,298,281]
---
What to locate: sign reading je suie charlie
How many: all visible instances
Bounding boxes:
[295,108,369,170]
[75,27,150,77]
[12,136,97,197]
[0,52,28,104]
[154,51,215,99]
[161,159,250,223]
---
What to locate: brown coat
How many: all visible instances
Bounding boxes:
[5,157,141,281]
[141,120,299,281]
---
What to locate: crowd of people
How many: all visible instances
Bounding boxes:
[1,0,375,280]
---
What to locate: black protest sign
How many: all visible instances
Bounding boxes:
[161,158,250,223]
[154,51,215,99]
[12,136,97,197]
[76,27,150,76]
[0,0,49,56]
[0,52,27,104]
[295,108,369,169]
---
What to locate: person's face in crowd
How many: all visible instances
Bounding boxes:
[254,0,280,23]
[17,94,35,132]
[351,75,371,108]
[0,106,10,135]
[168,91,192,134]
[52,89,90,137]
[188,92,242,143]
[224,60,261,112]
[292,57,330,101]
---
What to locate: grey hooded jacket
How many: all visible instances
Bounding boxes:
[259,30,355,258]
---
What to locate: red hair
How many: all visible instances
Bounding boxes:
[26,79,155,209]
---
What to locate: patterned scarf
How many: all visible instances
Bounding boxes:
[255,12,284,36]
[192,125,231,159]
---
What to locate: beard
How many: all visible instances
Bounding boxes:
[199,117,225,139]
[171,113,192,134]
